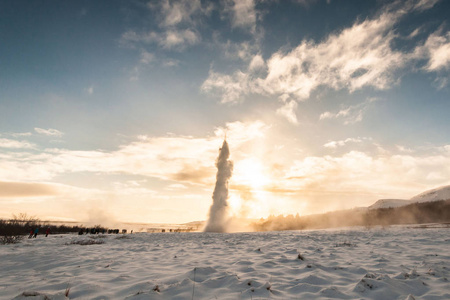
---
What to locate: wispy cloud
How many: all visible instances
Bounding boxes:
[161,29,200,49]
[34,128,64,137]
[202,9,405,102]
[140,50,155,65]
[223,0,257,33]
[201,0,445,114]
[222,42,262,62]
[0,181,59,198]
[396,145,414,153]
[9,132,32,137]
[156,0,205,27]
[202,70,250,103]
[110,180,156,196]
[121,0,206,51]
[419,30,450,71]
[319,98,379,124]
[276,100,298,124]
[0,138,35,149]
[281,145,450,203]
[165,183,188,190]
[323,138,365,149]
[1,121,268,185]
[412,0,440,11]
[121,29,200,51]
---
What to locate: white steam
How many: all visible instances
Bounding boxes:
[204,140,233,232]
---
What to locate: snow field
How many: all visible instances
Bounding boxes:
[1,227,449,299]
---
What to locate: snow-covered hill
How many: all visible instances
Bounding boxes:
[369,185,450,210]
[409,185,450,203]
[368,199,410,209]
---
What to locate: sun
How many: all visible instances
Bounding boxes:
[235,158,270,190]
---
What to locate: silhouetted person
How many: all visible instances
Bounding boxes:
[33,227,39,238]
[28,230,33,239]
[45,227,50,237]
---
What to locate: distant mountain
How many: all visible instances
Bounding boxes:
[368,185,450,210]
[368,199,410,210]
[409,185,450,203]
[255,199,450,231]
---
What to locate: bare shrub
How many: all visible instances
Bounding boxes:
[0,219,25,245]
[0,235,23,245]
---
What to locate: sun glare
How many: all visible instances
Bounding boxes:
[235,158,270,190]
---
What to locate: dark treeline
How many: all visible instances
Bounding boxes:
[253,200,450,231]
[0,213,107,244]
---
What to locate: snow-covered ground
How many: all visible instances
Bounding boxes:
[1,226,449,299]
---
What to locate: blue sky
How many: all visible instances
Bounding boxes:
[0,0,449,224]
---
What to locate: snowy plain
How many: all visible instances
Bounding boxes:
[1,226,449,299]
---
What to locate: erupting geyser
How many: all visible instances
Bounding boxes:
[204,139,233,232]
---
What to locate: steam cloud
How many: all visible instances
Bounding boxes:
[204,140,233,232]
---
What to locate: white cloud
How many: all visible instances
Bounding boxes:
[34,128,64,137]
[10,132,32,137]
[319,106,363,124]
[140,50,154,64]
[433,76,448,89]
[319,97,378,124]
[202,10,405,102]
[214,120,268,144]
[225,0,257,33]
[120,30,145,47]
[157,0,203,27]
[408,28,421,39]
[276,100,298,124]
[0,138,35,149]
[323,138,364,149]
[1,121,268,185]
[160,29,200,49]
[201,70,250,103]
[121,29,200,51]
[121,0,206,52]
[111,180,156,196]
[282,147,450,202]
[222,41,261,62]
[248,54,265,72]
[202,1,446,106]
[396,145,414,153]
[413,0,440,11]
[410,27,450,86]
[162,59,180,67]
[166,183,188,190]
[422,31,450,71]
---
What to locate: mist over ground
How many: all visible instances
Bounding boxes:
[252,200,450,231]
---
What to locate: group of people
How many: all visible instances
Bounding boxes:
[28,227,51,238]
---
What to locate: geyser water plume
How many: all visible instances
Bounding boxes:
[204,139,233,232]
